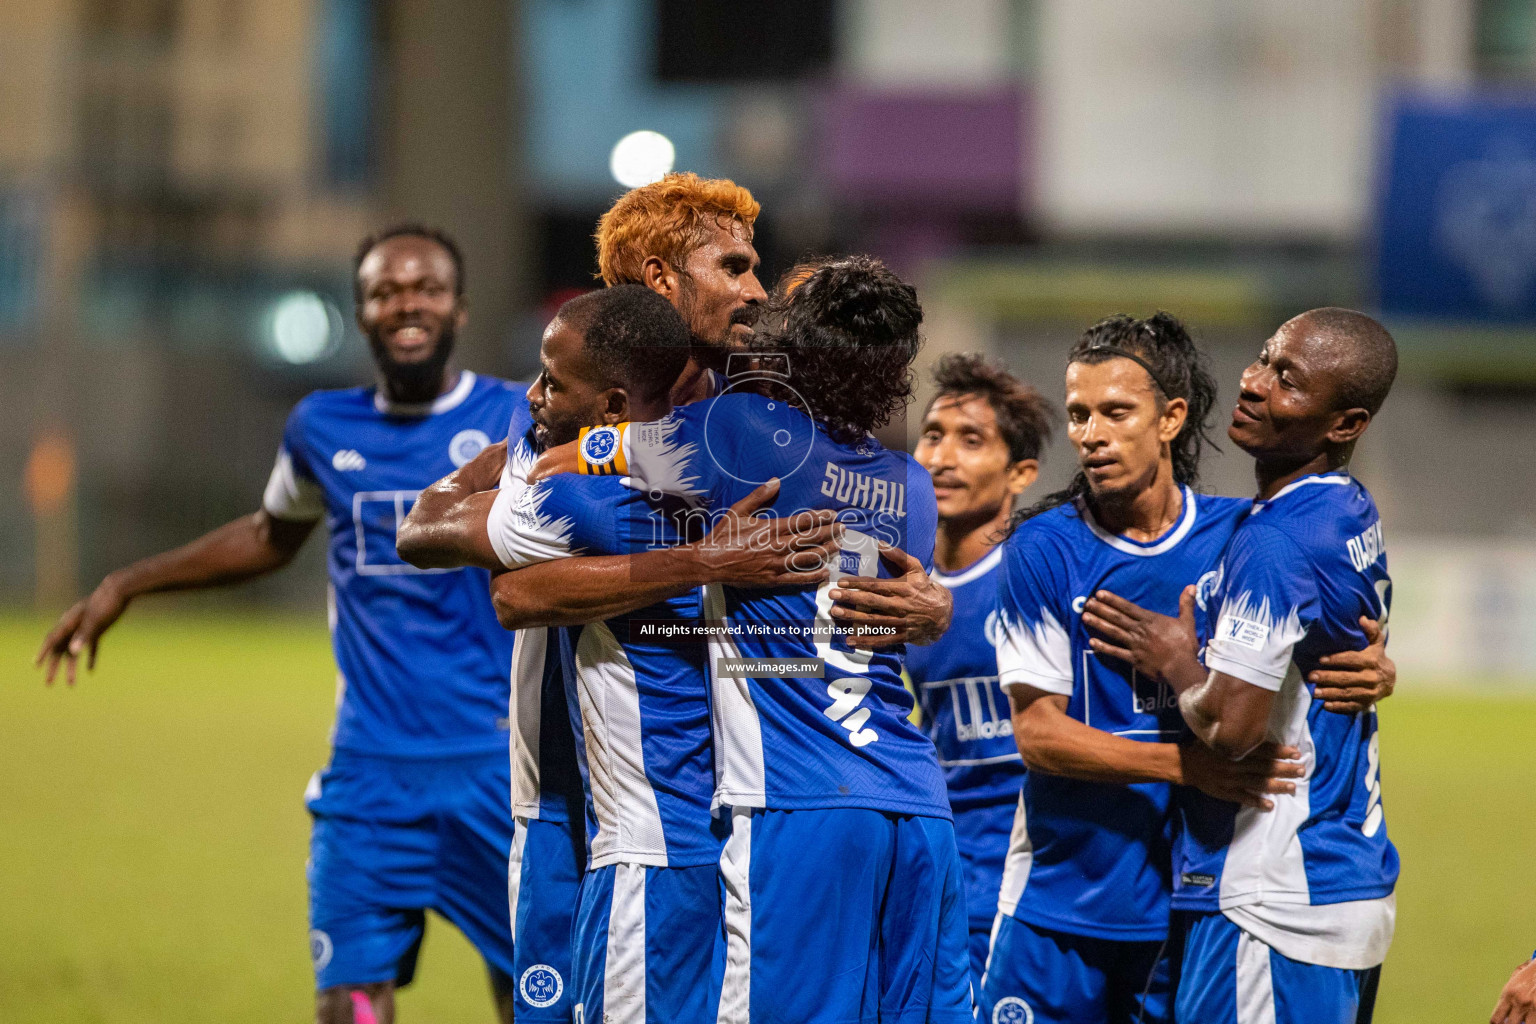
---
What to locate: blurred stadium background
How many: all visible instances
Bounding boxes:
[2,1,1534,1021]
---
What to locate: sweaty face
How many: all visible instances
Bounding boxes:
[1065,359,1178,503]
[915,394,1021,524]
[527,317,613,450]
[357,236,463,396]
[673,218,766,350]
[1229,319,1346,461]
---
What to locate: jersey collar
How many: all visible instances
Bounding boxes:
[932,546,1003,588]
[1251,470,1352,513]
[374,370,476,416]
[1081,484,1198,557]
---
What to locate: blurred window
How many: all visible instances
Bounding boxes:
[1477,0,1536,79]
[318,0,378,186]
[0,191,43,336]
[655,0,835,81]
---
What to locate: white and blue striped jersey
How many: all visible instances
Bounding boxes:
[589,392,950,819]
[262,371,524,759]
[500,427,585,826]
[1176,471,1399,969]
[993,489,1249,942]
[487,468,721,868]
[907,548,1022,811]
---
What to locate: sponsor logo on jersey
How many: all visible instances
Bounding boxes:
[332,449,367,471]
[1346,519,1386,573]
[309,929,334,971]
[819,463,907,517]
[519,964,564,1008]
[1215,613,1269,652]
[1180,872,1217,888]
[448,428,491,468]
[993,996,1035,1024]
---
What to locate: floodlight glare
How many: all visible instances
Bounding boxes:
[267,291,339,364]
[610,130,676,189]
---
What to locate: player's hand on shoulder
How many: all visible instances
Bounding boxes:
[35,575,131,686]
[692,479,840,588]
[528,441,578,484]
[829,543,953,649]
[1310,615,1395,715]
[458,439,507,492]
[1177,740,1303,811]
[1492,955,1536,1024]
[1084,585,1199,686]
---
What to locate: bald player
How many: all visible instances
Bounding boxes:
[1087,308,1401,1024]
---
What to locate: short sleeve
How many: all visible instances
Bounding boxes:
[994,526,1074,697]
[486,475,664,569]
[1204,525,1319,691]
[262,405,323,522]
[486,479,580,569]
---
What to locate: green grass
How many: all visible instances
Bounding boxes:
[1,612,1533,1022]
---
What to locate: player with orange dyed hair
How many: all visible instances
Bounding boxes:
[596,173,767,405]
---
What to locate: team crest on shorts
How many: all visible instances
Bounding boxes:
[519,963,564,1008]
[309,929,334,971]
[449,429,492,468]
[993,996,1034,1024]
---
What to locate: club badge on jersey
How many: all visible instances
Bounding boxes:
[577,425,628,476]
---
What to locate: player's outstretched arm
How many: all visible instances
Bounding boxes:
[826,544,954,648]
[1492,954,1536,1024]
[35,509,315,685]
[488,480,840,629]
[1178,672,1275,760]
[1007,686,1302,807]
[396,440,507,570]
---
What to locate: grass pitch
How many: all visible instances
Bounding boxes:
[1,611,1533,1023]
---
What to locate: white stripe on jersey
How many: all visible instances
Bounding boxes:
[574,622,669,867]
[716,810,753,1024]
[1220,662,1313,908]
[603,864,648,1024]
[995,789,1034,918]
[509,628,548,820]
[702,583,768,810]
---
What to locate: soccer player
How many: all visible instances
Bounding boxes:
[906,353,1054,988]
[399,285,841,1024]
[533,255,974,1024]
[984,313,1395,1024]
[1085,308,1402,1024]
[35,226,533,1024]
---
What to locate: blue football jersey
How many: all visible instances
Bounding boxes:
[262,371,523,759]
[1174,472,1398,966]
[907,547,1023,811]
[992,489,1249,942]
[585,391,951,819]
[487,469,720,868]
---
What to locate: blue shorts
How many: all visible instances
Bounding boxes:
[953,799,1015,987]
[570,861,722,1024]
[1176,912,1380,1024]
[305,751,516,989]
[717,807,973,1024]
[509,815,587,1020]
[978,914,1173,1024]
